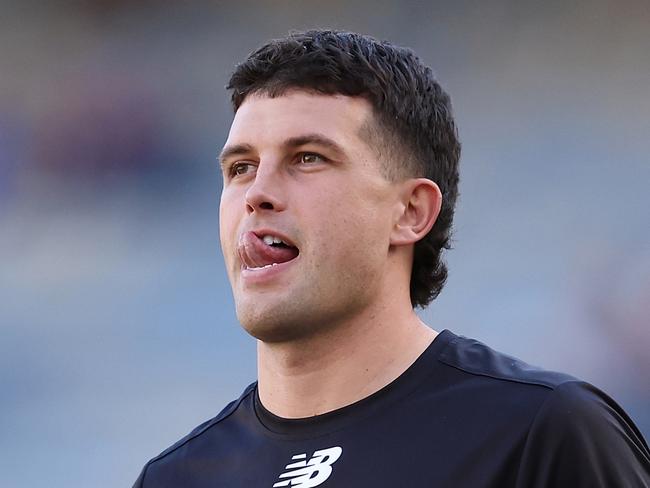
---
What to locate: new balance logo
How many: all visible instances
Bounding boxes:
[272,446,343,487]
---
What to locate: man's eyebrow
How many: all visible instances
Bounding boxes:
[219,133,348,166]
[283,133,347,158]
[218,143,254,168]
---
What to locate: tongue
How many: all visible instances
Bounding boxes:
[238,231,299,268]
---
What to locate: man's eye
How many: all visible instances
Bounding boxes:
[230,162,256,177]
[299,153,324,165]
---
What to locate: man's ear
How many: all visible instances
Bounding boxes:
[390,178,442,246]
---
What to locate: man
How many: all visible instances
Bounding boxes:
[134,30,650,487]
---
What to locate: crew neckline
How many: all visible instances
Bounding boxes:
[253,329,455,438]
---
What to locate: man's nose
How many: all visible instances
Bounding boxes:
[244,163,286,214]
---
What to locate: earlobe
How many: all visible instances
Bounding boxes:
[390,178,442,246]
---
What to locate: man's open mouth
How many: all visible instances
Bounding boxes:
[238,231,300,270]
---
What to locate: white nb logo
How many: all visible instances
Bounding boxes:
[272,446,343,487]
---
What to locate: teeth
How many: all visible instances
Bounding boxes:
[247,263,279,270]
[262,235,274,245]
[262,235,285,246]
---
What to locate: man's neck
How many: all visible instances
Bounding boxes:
[256,305,437,419]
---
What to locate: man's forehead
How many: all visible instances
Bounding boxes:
[219,92,390,178]
[226,91,373,144]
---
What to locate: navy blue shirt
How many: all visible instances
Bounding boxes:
[134,330,650,487]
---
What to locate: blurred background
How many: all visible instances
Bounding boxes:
[1,0,648,486]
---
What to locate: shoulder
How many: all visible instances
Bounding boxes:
[132,382,257,488]
[436,332,650,486]
[516,380,650,486]
[526,379,649,453]
[437,331,577,389]
[432,331,584,421]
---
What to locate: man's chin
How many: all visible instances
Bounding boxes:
[236,303,316,344]
[241,320,307,344]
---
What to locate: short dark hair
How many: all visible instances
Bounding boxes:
[227,30,461,308]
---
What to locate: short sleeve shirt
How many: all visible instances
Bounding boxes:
[133,330,650,487]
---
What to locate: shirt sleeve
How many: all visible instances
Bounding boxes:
[515,381,650,487]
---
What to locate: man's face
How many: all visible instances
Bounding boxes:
[219,91,400,342]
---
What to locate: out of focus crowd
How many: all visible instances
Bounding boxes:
[1,1,648,487]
